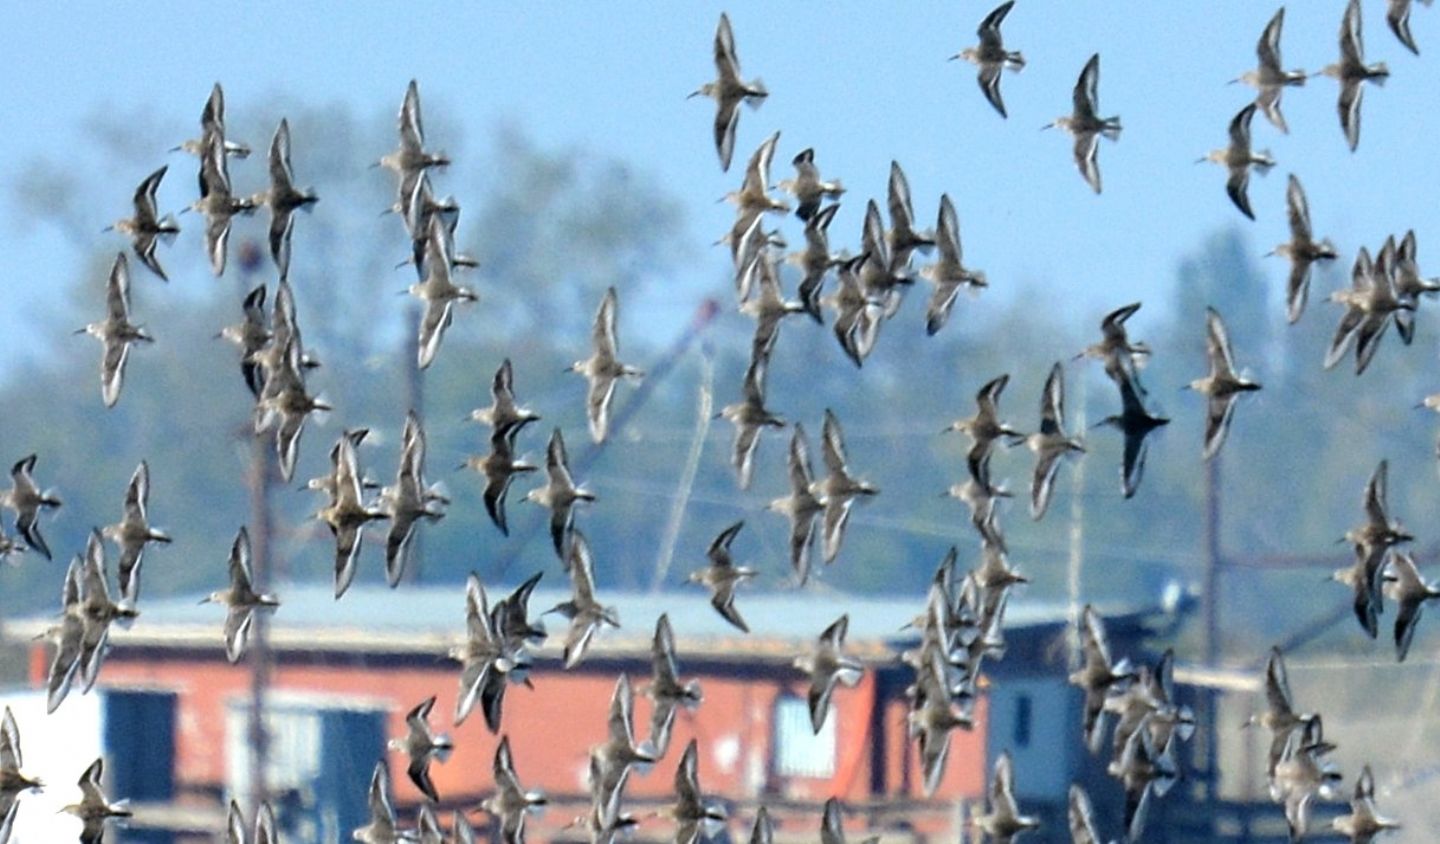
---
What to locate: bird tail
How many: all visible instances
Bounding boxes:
[747,79,768,106]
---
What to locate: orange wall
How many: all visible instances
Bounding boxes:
[31,645,987,811]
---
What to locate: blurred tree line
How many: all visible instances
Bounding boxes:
[3,96,1438,674]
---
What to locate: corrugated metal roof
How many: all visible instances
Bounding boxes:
[7,583,1176,663]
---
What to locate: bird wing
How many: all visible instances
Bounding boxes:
[1338,79,1365,152]
[651,613,682,686]
[707,521,745,568]
[1256,85,1290,134]
[808,672,840,734]
[1030,445,1065,520]
[713,99,742,172]
[1354,307,1391,375]
[123,461,149,524]
[268,118,295,192]
[417,298,455,370]
[1340,0,1365,65]
[1229,102,1257,149]
[1389,0,1421,54]
[713,13,740,85]
[710,581,750,633]
[820,409,850,476]
[740,131,779,203]
[1258,7,1287,68]
[1365,459,1390,526]
[788,423,816,492]
[1205,307,1239,377]
[1073,53,1101,120]
[0,708,22,772]
[46,615,83,713]
[569,531,598,605]
[1286,174,1313,240]
[820,498,854,564]
[925,277,962,337]
[1202,394,1240,461]
[787,509,819,586]
[935,194,963,266]
[1395,590,1424,662]
[1073,132,1103,194]
[1038,361,1066,436]
[887,160,918,229]
[1067,784,1100,843]
[332,523,363,599]
[268,205,296,280]
[1285,258,1314,325]
[106,253,132,321]
[223,607,255,663]
[100,339,132,409]
[977,0,1015,44]
[133,165,167,223]
[204,211,233,276]
[399,79,426,152]
[407,753,439,803]
[593,286,619,361]
[587,372,619,444]
[991,752,1020,817]
[819,799,845,844]
[1225,166,1255,221]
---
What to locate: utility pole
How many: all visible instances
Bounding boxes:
[246,415,275,813]
[1201,453,1221,806]
[1065,376,1086,671]
[235,243,273,815]
[403,301,424,585]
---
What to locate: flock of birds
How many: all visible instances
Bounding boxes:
[0,1,1439,842]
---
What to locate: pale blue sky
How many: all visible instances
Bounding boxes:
[3,1,1439,371]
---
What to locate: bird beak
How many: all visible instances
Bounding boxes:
[72,328,87,335]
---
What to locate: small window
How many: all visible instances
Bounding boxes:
[1013,695,1032,748]
[774,696,836,778]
